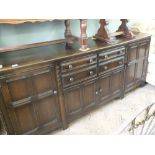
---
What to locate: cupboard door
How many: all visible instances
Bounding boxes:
[111,70,123,94]
[135,59,144,82]
[31,67,61,132]
[125,63,136,89]
[64,86,82,122]
[98,74,111,104]
[127,44,138,63]
[1,76,37,134]
[82,80,97,110]
[1,66,62,134]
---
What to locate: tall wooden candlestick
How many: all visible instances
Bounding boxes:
[79,19,89,51]
[117,19,134,38]
[95,19,115,43]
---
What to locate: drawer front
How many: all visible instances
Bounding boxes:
[99,47,125,62]
[99,57,124,75]
[62,66,97,88]
[60,54,97,72]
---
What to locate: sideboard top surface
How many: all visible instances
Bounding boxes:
[0,33,151,73]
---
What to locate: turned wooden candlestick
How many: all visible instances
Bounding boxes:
[117,19,134,38]
[95,19,114,43]
[79,19,89,51]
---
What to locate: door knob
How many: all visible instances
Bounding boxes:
[68,64,73,69]
[95,91,98,95]
[99,88,103,93]
[89,71,94,76]
[104,55,108,59]
[89,58,94,63]
[53,90,57,95]
[69,77,74,82]
[118,61,123,65]
[104,66,108,70]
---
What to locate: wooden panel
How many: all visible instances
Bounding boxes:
[135,60,144,81]
[98,74,111,103]
[11,104,37,134]
[111,70,123,94]
[64,86,82,120]
[35,96,60,127]
[127,44,138,62]
[126,63,136,86]
[82,80,97,110]
[32,68,56,94]
[6,77,30,102]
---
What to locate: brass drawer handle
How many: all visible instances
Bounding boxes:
[68,64,73,69]
[104,66,108,70]
[99,88,103,93]
[53,90,57,95]
[69,77,74,82]
[104,55,108,59]
[89,71,94,76]
[89,58,94,63]
[118,61,123,65]
[119,51,124,54]
[95,91,99,95]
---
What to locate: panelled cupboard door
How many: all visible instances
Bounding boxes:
[82,80,97,110]
[111,70,123,95]
[127,43,138,63]
[64,86,82,122]
[30,67,61,133]
[98,74,111,104]
[125,63,136,89]
[1,66,61,134]
[1,76,38,134]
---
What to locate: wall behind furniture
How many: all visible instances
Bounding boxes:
[0,19,122,48]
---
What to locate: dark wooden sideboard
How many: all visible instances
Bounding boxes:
[0,33,151,134]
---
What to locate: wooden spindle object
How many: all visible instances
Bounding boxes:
[95,19,115,43]
[79,19,89,51]
[117,19,134,38]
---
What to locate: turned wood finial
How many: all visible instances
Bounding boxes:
[95,19,115,43]
[117,19,134,38]
[79,19,89,51]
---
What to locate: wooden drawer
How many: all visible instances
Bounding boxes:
[99,57,124,75]
[60,54,97,73]
[62,66,97,88]
[99,47,125,62]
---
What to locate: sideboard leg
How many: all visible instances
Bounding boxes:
[79,19,89,51]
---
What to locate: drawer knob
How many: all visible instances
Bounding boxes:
[120,51,124,54]
[89,71,94,76]
[89,58,94,63]
[69,77,74,82]
[99,88,103,93]
[104,55,108,59]
[118,61,123,65]
[95,91,99,95]
[104,66,108,70]
[53,90,57,95]
[68,64,73,69]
